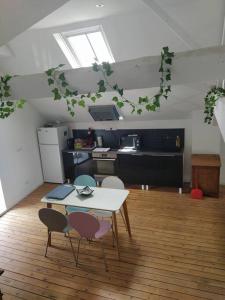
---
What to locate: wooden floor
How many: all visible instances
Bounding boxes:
[1,185,225,299]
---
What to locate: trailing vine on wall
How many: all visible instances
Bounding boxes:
[45,46,174,117]
[204,86,225,124]
[0,75,26,119]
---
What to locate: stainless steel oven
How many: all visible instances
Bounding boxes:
[92,150,117,176]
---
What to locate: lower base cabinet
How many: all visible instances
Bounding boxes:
[117,153,183,187]
[192,154,221,197]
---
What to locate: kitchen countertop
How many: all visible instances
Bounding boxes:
[117,150,183,156]
[63,148,183,156]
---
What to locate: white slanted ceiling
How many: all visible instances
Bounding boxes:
[0,0,225,123]
[0,0,69,46]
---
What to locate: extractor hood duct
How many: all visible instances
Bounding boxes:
[88,105,120,121]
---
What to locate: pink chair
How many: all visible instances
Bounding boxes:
[68,212,112,271]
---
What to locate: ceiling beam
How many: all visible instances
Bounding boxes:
[10,45,225,100]
[0,0,69,46]
[142,0,201,50]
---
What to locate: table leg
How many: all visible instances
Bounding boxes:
[112,212,120,259]
[47,203,52,246]
[122,200,132,237]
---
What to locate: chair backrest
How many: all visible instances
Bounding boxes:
[39,208,68,232]
[101,176,125,189]
[74,175,96,187]
[68,212,100,239]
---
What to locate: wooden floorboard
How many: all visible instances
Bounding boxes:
[0,184,225,299]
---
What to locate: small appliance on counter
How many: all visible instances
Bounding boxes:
[96,136,103,147]
[120,134,141,151]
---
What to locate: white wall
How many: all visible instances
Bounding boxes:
[68,118,192,182]
[191,109,225,184]
[0,103,45,213]
[215,97,225,143]
[192,110,221,154]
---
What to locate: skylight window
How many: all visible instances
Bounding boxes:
[53,26,114,68]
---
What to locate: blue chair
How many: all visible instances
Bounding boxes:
[74,175,96,187]
[65,175,96,214]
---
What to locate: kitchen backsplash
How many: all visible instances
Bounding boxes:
[72,128,185,152]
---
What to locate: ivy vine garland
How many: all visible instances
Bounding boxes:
[0,75,25,119]
[45,46,174,117]
[204,86,225,124]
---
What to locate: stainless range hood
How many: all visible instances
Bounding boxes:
[88,105,120,121]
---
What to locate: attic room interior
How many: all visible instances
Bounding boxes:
[1,0,225,299]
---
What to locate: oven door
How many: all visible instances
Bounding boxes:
[93,158,116,175]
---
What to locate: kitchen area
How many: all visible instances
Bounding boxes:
[61,127,184,190]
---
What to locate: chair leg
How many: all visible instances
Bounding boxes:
[68,233,77,265]
[45,231,51,257]
[111,226,115,248]
[100,240,108,272]
[119,208,128,231]
[76,238,81,267]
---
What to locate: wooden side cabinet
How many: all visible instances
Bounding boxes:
[192,154,221,197]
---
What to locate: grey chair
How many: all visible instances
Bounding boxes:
[38,208,76,261]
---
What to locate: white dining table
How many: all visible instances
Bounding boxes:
[41,186,131,258]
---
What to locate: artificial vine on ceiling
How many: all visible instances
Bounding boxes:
[45,46,174,117]
[0,75,26,119]
[204,86,225,124]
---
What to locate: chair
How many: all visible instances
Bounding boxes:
[38,208,76,261]
[92,176,127,229]
[68,212,111,271]
[65,175,96,214]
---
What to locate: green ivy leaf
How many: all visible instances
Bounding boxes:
[59,73,66,81]
[52,88,61,100]
[102,62,114,76]
[70,111,75,117]
[117,101,124,108]
[166,73,171,81]
[48,78,54,85]
[146,104,152,111]
[165,58,172,65]
[78,99,85,107]
[4,91,10,97]
[65,89,73,97]
[137,109,142,114]
[92,63,99,72]
[46,69,54,76]
[96,93,102,99]
[112,96,118,102]
[97,80,106,92]
[118,89,123,96]
[61,81,68,87]
[91,96,96,102]
[71,99,77,106]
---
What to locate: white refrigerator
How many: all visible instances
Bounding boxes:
[37,126,68,183]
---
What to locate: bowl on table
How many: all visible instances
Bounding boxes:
[76,186,94,197]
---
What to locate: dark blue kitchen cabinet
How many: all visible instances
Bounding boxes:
[117,153,183,187]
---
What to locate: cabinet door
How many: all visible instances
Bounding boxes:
[144,155,183,187]
[117,154,144,184]
[158,155,183,187]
